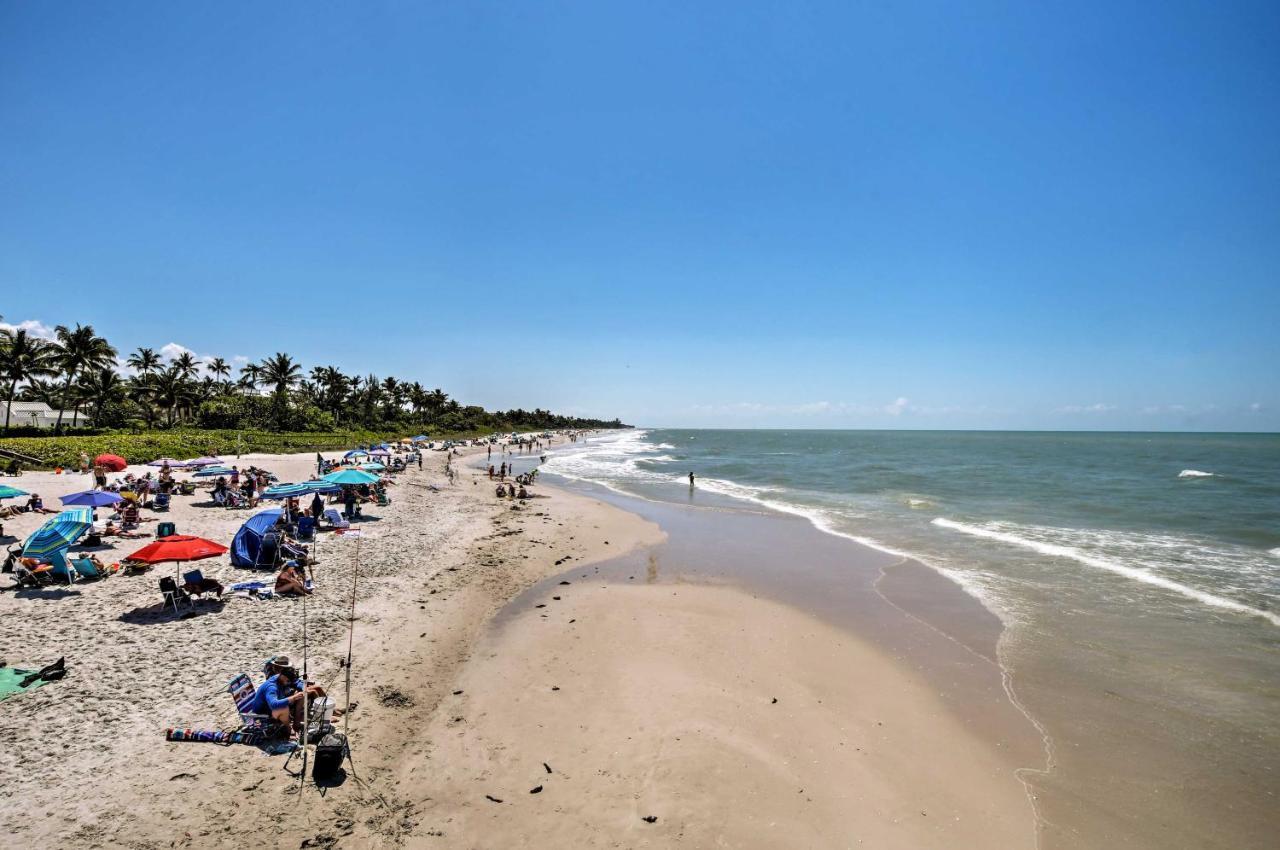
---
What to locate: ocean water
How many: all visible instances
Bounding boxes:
[541,428,1280,848]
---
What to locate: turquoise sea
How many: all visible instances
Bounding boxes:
[541,428,1280,849]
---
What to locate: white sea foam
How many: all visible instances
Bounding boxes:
[1178,469,1215,478]
[932,518,1280,627]
[1270,548,1280,558]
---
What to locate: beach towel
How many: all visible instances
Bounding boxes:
[0,657,65,701]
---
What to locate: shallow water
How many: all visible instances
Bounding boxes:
[535,429,1280,849]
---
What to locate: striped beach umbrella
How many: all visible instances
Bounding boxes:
[261,483,311,500]
[0,485,28,500]
[192,465,234,478]
[22,507,93,558]
[302,479,342,494]
[322,469,380,486]
[343,449,369,459]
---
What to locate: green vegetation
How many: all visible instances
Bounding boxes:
[0,322,625,448]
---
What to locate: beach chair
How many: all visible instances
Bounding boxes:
[46,551,77,585]
[158,576,191,613]
[323,509,349,530]
[156,521,176,539]
[376,492,391,507]
[227,673,289,741]
[153,492,171,511]
[296,516,316,542]
[182,569,218,601]
[178,481,196,496]
[71,557,105,580]
[255,532,282,570]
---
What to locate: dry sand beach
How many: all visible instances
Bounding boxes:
[0,444,1038,848]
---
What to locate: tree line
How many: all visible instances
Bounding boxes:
[0,322,625,435]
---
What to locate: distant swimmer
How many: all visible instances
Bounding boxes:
[689,471,695,487]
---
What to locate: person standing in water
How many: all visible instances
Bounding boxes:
[689,471,695,487]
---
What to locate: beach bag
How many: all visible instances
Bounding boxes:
[312,731,348,782]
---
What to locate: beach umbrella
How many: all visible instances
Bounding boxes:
[301,479,342,494]
[343,449,369,459]
[368,448,391,457]
[59,490,124,508]
[95,454,127,472]
[359,462,386,472]
[192,465,234,478]
[322,469,379,486]
[126,535,229,581]
[146,458,183,468]
[22,507,93,558]
[0,485,28,500]
[411,435,428,442]
[261,483,311,500]
[185,457,223,467]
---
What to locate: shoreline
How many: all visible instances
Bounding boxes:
[1,440,1041,847]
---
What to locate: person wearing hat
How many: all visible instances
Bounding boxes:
[249,655,329,735]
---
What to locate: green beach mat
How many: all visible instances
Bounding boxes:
[0,666,51,702]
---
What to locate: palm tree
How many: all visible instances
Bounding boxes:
[150,365,195,427]
[79,367,128,424]
[207,357,231,392]
[127,346,162,377]
[259,353,301,396]
[52,324,117,430]
[238,362,263,395]
[172,351,199,380]
[0,328,58,433]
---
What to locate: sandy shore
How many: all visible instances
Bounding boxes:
[0,444,1036,848]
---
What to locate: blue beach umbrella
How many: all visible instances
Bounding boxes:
[322,469,380,486]
[302,479,342,494]
[23,507,93,558]
[359,462,386,472]
[411,435,428,442]
[193,465,234,478]
[261,483,311,500]
[59,490,124,508]
[343,449,369,459]
[0,485,28,500]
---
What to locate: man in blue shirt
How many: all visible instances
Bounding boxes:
[250,655,327,734]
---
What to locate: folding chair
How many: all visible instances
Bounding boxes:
[156,521,177,539]
[158,576,191,613]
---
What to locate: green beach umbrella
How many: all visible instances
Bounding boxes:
[0,485,28,500]
[322,469,380,486]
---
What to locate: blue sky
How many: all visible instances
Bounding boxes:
[2,1,1277,430]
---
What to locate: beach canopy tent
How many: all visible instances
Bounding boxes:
[343,449,369,459]
[0,485,28,500]
[230,509,284,568]
[94,454,127,472]
[193,465,234,478]
[59,490,123,508]
[22,507,93,558]
[322,469,379,486]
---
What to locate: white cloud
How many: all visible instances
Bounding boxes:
[1249,402,1262,412]
[1057,403,1117,414]
[0,318,57,341]
[884,397,910,416]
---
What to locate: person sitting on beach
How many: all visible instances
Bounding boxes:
[250,655,329,735]
[24,494,57,514]
[517,485,528,499]
[275,563,311,596]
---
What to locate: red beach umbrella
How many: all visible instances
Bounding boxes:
[95,454,127,472]
[127,535,228,565]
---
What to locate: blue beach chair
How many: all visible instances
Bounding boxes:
[46,551,76,585]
